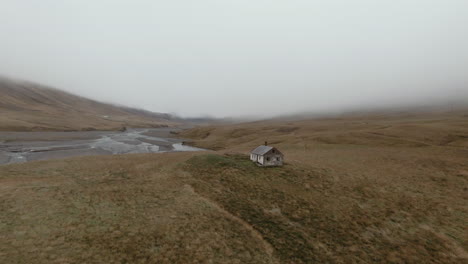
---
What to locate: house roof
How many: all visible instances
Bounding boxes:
[251,145,273,155]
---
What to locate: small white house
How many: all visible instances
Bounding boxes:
[250,144,284,167]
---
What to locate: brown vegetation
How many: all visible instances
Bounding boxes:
[0,111,467,263]
[180,111,468,263]
[0,77,176,131]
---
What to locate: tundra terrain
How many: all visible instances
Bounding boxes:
[1,111,467,263]
[0,77,176,131]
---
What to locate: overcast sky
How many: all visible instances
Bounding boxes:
[1,1,467,118]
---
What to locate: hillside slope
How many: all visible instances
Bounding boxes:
[0,112,467,263]
[178,111,468,263]
[0,77,176,131]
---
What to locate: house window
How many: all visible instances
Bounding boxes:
[272,150,275,153]
[276,157,280,161]
[266,157,270,161]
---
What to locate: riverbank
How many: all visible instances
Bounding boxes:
[0,128,204,165]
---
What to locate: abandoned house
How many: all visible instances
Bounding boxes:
[250,143,284,167]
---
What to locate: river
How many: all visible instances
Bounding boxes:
[0,128,204,165]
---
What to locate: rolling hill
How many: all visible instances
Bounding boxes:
[0,77,177,131]
[0,111,467,263]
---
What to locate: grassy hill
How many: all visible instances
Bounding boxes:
[0,77,176,131]
[0,111,467,263]
[179,112,468,263]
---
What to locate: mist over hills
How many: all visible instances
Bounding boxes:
[0,76,178,131]
[1,75,467,131]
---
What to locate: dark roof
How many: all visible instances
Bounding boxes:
[251,145,273,155]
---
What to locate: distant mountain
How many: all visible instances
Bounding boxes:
[0,76,177,131]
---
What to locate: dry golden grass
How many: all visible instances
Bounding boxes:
[179,111,468,263]
[1,111,467,263]
[0,77,176,131]
[0,153,277,263]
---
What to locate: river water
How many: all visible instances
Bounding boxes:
[0,128,204,165]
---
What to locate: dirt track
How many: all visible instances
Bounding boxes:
[0,112,467,263]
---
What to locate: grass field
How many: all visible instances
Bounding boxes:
[1,111,467,263]
[0,77,175,131]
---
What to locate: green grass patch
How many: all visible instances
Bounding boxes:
[186,154,257,170]
[182,154,329,263]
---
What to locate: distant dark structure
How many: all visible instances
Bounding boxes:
[250,142,284,167]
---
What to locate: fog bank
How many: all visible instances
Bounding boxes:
[1,1,467,118]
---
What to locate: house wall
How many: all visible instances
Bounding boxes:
[250,148,284,166]
[251,154,266,164]
[262,153,283,166]
[250,154,259,162]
